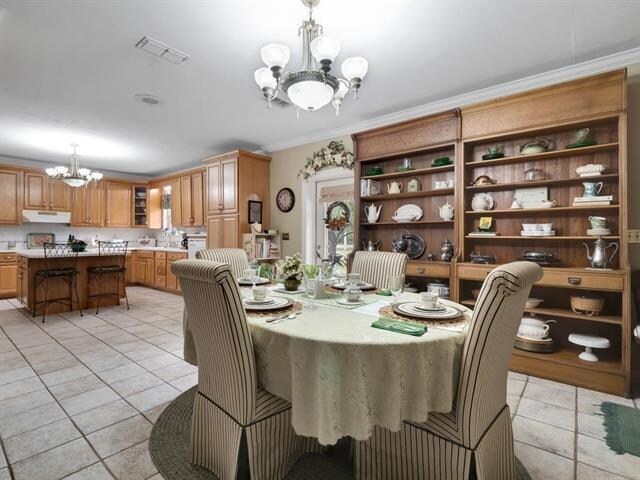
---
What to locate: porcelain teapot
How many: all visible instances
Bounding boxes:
[364,203,382,224]
[518,317,556,339]
[438,202,454,220]
[387,181,403,194]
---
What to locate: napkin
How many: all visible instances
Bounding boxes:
[376,289,392,296]
[371,317,427,336]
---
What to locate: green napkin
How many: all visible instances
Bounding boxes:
[376,289,392,296]
[371,318,427,336]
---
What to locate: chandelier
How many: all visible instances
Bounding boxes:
[45,144,103,188]
[254,0,368,115]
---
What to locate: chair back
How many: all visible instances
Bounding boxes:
[97,241,128,268]
[171,259,257,424]
[350,251,407,289]
[43,243,79,271]
[454,261,542,446]
[196,248,249,280]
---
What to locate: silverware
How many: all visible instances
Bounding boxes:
[267,312,300,324]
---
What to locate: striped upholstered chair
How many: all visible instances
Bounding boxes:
[354,261,543,480]
[350,251,408,289]
[171,259,319,480]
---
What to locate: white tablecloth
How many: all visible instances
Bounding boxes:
[245,293,470,445]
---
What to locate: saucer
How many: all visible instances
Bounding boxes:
[587,228,611,236]
[413,304,446,312]
[337,298,364,306]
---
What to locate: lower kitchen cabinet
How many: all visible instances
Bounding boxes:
[167,252,187,292]
[129,250,187,294]
[155,251,167,289]
[207,214,239,248]
[0,253,18,298]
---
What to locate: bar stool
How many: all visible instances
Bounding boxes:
[87,241,129,314]
[34,243,82,323]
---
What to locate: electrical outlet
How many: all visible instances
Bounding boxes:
[628,230,640,243]
[282,233,290,241]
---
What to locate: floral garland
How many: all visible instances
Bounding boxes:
[298,140,354,180]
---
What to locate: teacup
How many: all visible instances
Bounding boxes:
[539,199,557,208]
[583,181,603,197]
[252,286,268,302]
[420,291,438,309]
[540,223,553,232]
[522,223,539,232]
[243,268,257,281]
[348,273,362,285]
[589,216,607,228]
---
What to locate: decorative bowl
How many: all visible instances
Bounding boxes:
[525,298,544,309]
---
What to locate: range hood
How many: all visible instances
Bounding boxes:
[22,210,71,224]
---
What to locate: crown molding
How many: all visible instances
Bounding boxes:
[260,47,640,153]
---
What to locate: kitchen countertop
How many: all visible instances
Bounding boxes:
[0,246,189,258]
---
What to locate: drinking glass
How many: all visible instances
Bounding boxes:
[305,278,318,309]
[303,263,320,279]
[347,273,361,287]
[388,274,404,303]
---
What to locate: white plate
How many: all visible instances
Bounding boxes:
[413,304,446,312]
[396,302,461,320]
[271,286,306,294]
[516,334,552,342]
[394,204,423,221]
[336,298,364,306]
[587,228,611,236]
[520,231,555,237]
[244,298,276,305]
[244,297,292,311]
[238,278,270,286]
[471,193,494,211]
[392,215,417,223]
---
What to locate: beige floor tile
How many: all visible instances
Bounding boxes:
[578,434,640,478]
[169,372,198,392]
[527,376,577,392]
[11,438,97,480]
[31,355,82,375]
[104,440,157,480]
[86,415,152,458]
[0,468,10,480]
[0,355,28,373]
[0,388,54,419]
[40,364,93,387]
[507,377,526,396]
[125,383,180,412]
[514,441,574,480]
[0,366,35,386]
[72,399,138,434]
[97,362,145,384]
[513,416,575,459]
[152,361,196,382]
[136,352,182,370]
[142,403,169,424]
[48,374,106,401]
[60,386,120,416]
[124,346,166,362]
[85,354,133,373]
[4,418,81,464]
[110,372,165,397]
[517,397,575,431]
[577,412,607,440]
[0,447,5,469]
[0,401,67,438]
[577,388,635,414]
[523,382,575,410]
[0,376,44,402]
[63,462,114,479]
[576,462,632,479]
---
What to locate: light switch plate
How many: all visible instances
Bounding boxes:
[628,230,640,243]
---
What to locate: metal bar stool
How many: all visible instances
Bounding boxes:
[34,243,83,323]
[87,241,129,314]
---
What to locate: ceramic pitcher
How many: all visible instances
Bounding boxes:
[364,204,382,223]
[387,181,403,194]
[582,181,603,197]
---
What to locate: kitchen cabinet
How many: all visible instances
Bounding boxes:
[170,177,182,227]
[24,173,71,212]
[17,265,28,306]
[0,168,22,225]
[155,251,167,289]
[71,182,103,226]
[166,170,205,227]
[134,251,155,286]
[167,252,187,292]
[204,150,270,249]
[105,181,131,227]
[124,255,133,284]
[0,253,18,299]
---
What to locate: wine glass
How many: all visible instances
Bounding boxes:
[388,274,404,304]
[305,277,317,310]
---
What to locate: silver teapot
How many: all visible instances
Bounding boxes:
[362,240,381,252]
[583,237,618,269]
[440,238,454,262]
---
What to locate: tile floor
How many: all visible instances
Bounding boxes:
[0,286,638,480]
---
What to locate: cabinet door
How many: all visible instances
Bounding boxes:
[49,179,71,211]
[105,182,131,227]
[221,159,238,213]
[191,172,205,226]
[207,216,223,249]
[124,256,133,284]
[87,183,103,226]
[135,257,146,284]
[0,264,17,296]
[170,178,182,227]
[222,215,239,248]
[24,172,47,210]
[17,267,28,305]
[207,161,221,214]
[145,258,155,286]
[180,175,192,225]
[0,169,22,225]
[71,186,88,226]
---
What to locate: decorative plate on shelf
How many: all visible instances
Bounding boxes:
[276,188,295,213]
[394,204,423,221]
[403,233,426,259]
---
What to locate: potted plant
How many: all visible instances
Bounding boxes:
[278,253,302,291]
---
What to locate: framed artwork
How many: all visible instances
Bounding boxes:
[27,233,55,249]
[248,200,263,224]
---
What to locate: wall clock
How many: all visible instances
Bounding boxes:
[276,188,295,213]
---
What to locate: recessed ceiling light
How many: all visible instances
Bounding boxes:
[135,94,163,106]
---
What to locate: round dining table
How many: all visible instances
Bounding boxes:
[245,292,471,446]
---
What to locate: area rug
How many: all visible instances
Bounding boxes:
[150,387,531,480]
[601,401,640,457]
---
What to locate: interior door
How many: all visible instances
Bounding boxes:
[24,172,47,210]
[0,169,22,224]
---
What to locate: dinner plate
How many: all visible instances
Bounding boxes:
[238,278,271,286]
[336,298,364,306]
[394,204,423,221]
[332,282,376,291]
[271,286,306,294]
[244,298,276,305]
[394,302,462,320]
[412,303,446,312]
[244,297,293,311]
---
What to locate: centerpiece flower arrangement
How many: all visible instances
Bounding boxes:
[277,253,303,291]
[298,140,354,180]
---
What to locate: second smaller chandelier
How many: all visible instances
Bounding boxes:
[254,0,368,115]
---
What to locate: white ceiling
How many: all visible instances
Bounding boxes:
[1,0,639,176]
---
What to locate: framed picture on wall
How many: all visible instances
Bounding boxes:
[248,200,263,224]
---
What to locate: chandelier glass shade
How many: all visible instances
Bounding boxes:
[45,144,103,188]
[254,0,368,115]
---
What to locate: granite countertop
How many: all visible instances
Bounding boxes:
[1,246,189,258]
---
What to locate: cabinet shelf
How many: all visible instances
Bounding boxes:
[359,142,456,163]
[465,173,619,193]
[362,188,454,201]
[512,346,621,375]
[361,220,454,227]
[465,235,620,240]
[461,299,622,325]
[464,205,619,216]
[466,143,618,168]
[361,164,454,181]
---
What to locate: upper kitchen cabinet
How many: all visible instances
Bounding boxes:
[24,172,71,211]
[0,168,23,225]
[180,171,205,227]
[105,181,132,227]
[132,185,149,228]
[71,182,103,227]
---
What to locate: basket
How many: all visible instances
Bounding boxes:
[570,295,605,316]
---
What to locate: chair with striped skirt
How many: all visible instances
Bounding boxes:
[171,259,319,480]
[350,251,408,289]
[195,248,250,279]
[354,261,543,480]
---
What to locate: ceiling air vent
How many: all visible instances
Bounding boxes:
[135,36,190,64]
